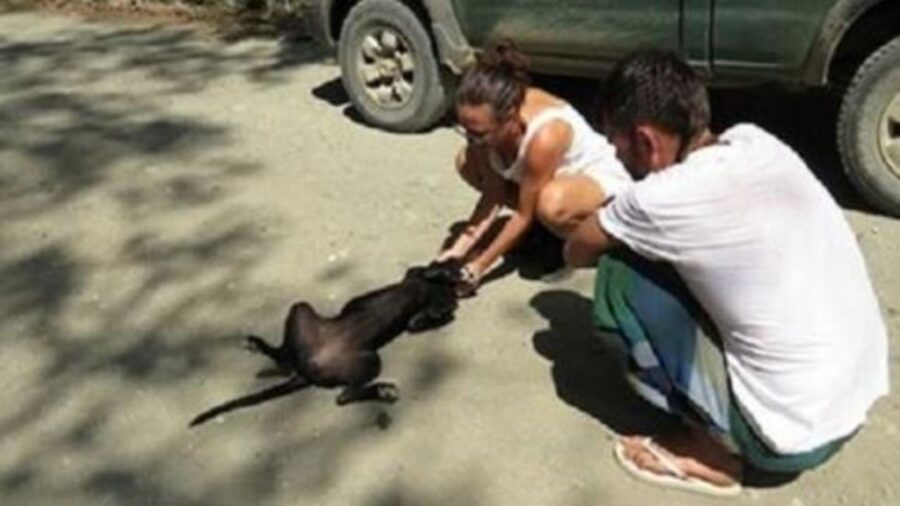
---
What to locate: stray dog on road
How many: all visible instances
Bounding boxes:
[189,260,462,427]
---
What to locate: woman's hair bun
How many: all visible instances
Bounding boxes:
[480,39,530,84]
[456,38,529,118]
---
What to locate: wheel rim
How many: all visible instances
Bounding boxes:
[356,26,416,109]
[879,92,900,177]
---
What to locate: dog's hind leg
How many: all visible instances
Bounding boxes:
[333,352,398,405]
[189,375,309,428]
[336,382,399,405]
[245,335,281,359]
[245,336,293,378]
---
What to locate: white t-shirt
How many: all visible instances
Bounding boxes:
[599,124,889,453]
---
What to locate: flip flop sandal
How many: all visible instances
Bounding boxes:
[613,437,742,498]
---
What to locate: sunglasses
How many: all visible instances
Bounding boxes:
[453,124,492,146]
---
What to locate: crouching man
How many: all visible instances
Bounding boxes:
[566,51,889,496]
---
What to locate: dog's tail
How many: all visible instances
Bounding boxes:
[189,376,309,428]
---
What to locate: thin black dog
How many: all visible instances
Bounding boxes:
[189,260,461,427]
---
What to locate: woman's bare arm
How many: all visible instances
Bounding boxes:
[438,191,502,261]
[468,121,572,276]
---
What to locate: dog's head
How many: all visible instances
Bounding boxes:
[403,259,463,332]
[404,258,464,286]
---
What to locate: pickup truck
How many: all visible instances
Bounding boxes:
[300,0,900,216]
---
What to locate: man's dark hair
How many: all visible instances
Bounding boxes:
[599,50,710,149]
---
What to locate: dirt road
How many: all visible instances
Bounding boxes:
[1,9,898,506]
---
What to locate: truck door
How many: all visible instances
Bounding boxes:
[712,0,836,76]
[451,0,684,73]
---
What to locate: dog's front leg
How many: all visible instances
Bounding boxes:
[407,308,455,332]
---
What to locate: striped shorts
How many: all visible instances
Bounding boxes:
[593,251,851,473]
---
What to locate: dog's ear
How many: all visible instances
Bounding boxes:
[404,265,428,280]
[422,259,464,284]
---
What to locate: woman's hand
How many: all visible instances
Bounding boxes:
[436,196,501,264]
[457,261,485,297]
[436,229,477,263]
[436,246,466,263]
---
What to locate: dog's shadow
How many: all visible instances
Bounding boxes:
[529,289,677,436]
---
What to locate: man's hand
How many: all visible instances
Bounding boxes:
[564,214,618,267]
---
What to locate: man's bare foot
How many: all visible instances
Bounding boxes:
[620,426,743,487]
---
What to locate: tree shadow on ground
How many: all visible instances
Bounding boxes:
[529,290,677,436]
[0,11,325,95]
[214,9,309,43]
[364,474,487,506]
[0,13,461,506]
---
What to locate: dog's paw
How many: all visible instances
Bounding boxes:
[243,335,267,353]
[335,390,354,406]
[335,382,399,405]
[374,383,399,403]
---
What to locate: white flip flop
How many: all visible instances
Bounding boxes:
[613,437,742,498]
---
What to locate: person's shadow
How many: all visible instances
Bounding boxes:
[529,289,676,436]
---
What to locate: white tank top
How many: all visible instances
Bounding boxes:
[488,104,631,197]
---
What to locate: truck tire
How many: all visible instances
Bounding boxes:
[838,36,900,216]
[338,0,454,132]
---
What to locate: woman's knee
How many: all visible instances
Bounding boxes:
[536,182,570,226]
[537,176,606,235]
[537,180,587,235]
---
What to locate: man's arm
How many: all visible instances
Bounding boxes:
[564,213,619,267]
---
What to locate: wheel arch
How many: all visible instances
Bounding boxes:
[803,0,900,87]
[328,0,474,73]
